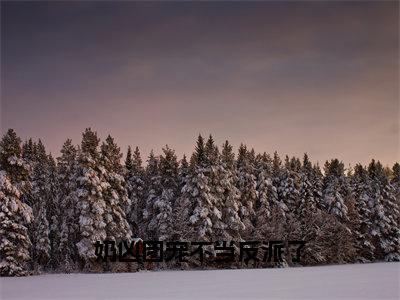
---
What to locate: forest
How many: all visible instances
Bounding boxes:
[0,128,399,276]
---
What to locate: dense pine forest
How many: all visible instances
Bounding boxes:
[0,128,399,276]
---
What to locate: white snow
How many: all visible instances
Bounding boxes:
[1,262,399,300]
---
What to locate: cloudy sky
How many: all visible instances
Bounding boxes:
[1,1,398,166]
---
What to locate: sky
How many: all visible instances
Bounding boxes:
[1,1,399,166]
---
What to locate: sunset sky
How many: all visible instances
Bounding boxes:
[1,1,399,166]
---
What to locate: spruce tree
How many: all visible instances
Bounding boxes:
[57,139,79,272]
[350,164,375,261]
[173,155,192,241]
[204,136,226,241]
[293,154,323,264]
[183,135,215,241]
[368,160,400,261]
[270,151,288,216]
[220,141,244,241]
[30,140,51,271]
[0,129,33,276]
[125,146,146,237]
[254,152,273,239]
[236,144,258,239]
[46,153,61,269]
[147,146,179,241]
[74,128,108,271]
[298,154,318,216]
[279,156,301,215]
[322,159,350,221]
[100,135,132,243]
[143,150,162,240]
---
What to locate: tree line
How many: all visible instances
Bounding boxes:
[0,128,399,276]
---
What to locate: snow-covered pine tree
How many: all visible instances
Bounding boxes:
[277,157,302,263]
[270,151,288,216]
[279,156,301,215]
[0,171,33,276]
[253,152,273,239]
[350,164,375,261]
[298,154,316,215]
[255,151,290,266]
[322,159,350,221]
[320,159,358,262]
[56,139,79,272]
[220,141,244,242]
[204,136,226,241]
[368,160,400,261]
[236,144,258,240]
[264,152,300,262]
[125,146,146,237]
[46,153,62,269]
[173,155,192,241]
[295,154,327,265]
[100,135,132,243]
[183,135,214,241]
[142,150,162,240]
[100,135,133,272]
[0,129,33,276]
[74,128,108,271]
[30,140,51,271]
[148,146,179,241]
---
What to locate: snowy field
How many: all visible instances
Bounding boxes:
[1,262,399,300]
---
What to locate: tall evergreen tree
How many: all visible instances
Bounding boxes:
[270,151,288,216]
[279,156,301,214]
[220,141,244,241]
[253,152,272,239]
[204,136,226,241]
[46,154,61,269]
[368,160,400,261]
[143,150,162,239]
[294,154,326,264]
[183,135,215,241]
[74,128,108,271]
[236,144,258,239]
[57,139,79,272]
[173,155,192,241]
[322,159,350,221]
[30,140,51,271]
[0,129,33,276]
[350,164,375,261]
[125,146,146,236]
[299,157,315,210]
[147,146,179,241]
[100,135,132,243]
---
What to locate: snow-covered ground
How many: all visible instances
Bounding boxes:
[1,262,399,300]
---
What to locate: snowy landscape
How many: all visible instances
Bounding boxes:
[1,262,399,299]
[1,1,399,299]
